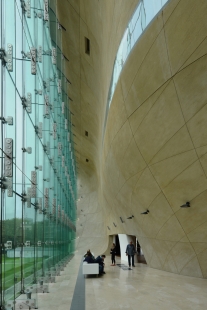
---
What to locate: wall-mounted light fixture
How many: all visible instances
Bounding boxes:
[113,222,117,227]
[120,217,124,223]
[141,210,149,215]
[127,215,134,219]
[180,201,190,208]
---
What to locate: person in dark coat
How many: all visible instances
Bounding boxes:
[83,251,95,264]
[84,249,95,260]
[95,255,106,274]
[83,250,95,264]
[125,241,136,267]
[110,243,116,266]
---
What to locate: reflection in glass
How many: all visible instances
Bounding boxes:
[0,0,76,306]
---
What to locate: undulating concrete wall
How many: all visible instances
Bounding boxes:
[58,0,207,278]
[102,0,207,278]
[57,0,139,255]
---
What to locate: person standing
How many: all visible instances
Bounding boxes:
[125,241,136,267]
[110,243,116,266]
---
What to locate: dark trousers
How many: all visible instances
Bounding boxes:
[111,254,116,264]
[99,264,104,274]
[128,255,134,266]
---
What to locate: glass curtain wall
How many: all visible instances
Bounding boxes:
[0,0,76,308]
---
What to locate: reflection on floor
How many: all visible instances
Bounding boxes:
[116,263,132,270]
[37,255,207,310]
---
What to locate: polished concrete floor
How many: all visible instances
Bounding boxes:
[37,255,207,310]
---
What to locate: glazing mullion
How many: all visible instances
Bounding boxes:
[0,1,77,306]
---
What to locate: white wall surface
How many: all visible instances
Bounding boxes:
[118,234,129,263]
[118,234,137,263]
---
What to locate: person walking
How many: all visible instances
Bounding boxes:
[125,241,136,267]
[110,243,116,266]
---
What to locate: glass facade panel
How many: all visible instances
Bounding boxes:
[0,0,76,307]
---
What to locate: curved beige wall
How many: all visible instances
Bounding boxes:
[58,0,207,278]
[103,0,207,278]
[57,0,139,254]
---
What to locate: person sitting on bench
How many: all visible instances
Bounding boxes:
[83,250,95,263]
[84,249,95,260]
[95,255,106,274]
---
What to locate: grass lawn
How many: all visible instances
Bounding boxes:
[2,255,44,289]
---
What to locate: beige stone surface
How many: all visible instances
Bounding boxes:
[134,80,185,163]
[175,190,207,234]
[156,215,185,242]
[191,242,207,255]
[197,249,207,278]
[163,254,178,274]
[124,29,171,117]
[110,120,132,174]
[143,193,174,235]
[187,222,207,243]
[149,125,194,165]
[150,150,197,188]
[68,0,80,14]
[139,237,154,263]
[173,55,207,122]
[131,168,161,210]
[163,161,207,212]
[170,242,197,273]
[119,136,146,182]
[128,80,170,135]
[162,0,181,24]
[58,0,207,279]
[179,37,207,72]
[187,103,207,149]
[121,12,164,103]
[180,256,203,278]
[164,0,207,74]
[104,81,127,148]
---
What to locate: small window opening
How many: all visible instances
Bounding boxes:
[85,37,90,55]
[86,158,89,162]
[85,131,88,137]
